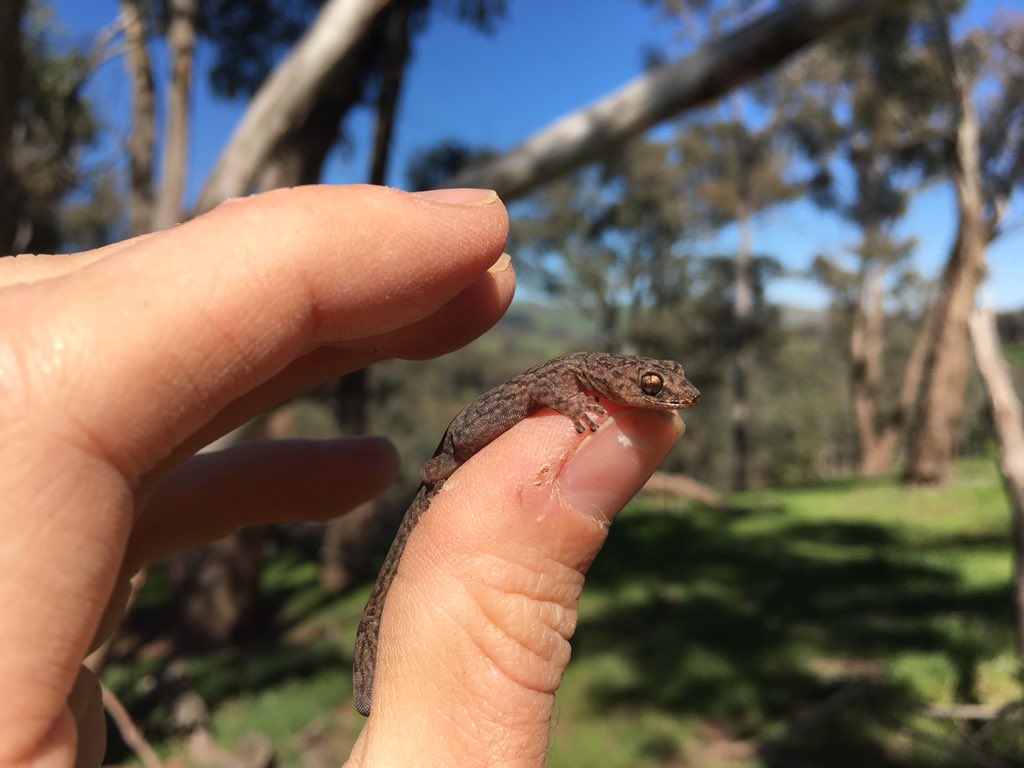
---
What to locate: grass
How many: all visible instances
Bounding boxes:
[549,458,1021,766]
[104,457,1023,766]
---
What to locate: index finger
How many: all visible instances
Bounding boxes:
[7,185,508,478]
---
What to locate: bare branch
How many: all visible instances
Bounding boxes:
[119,0,156,235]
[153,0,198,231]
[102,683,164,768]
[451,0,896,199]
[970,307,1024,661]
[196,0,393,213]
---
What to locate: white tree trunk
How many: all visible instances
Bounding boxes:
[969,307,1024,661]
[153,0,198,231]
[451,0,891,199]
[196,0,393,213]
[120,0,156,235]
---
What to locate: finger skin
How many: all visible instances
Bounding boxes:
[150,253,514,475]
[0,184,510,765]
[126,437,399,573]
[4,185,509,479]
[346,405,684,768]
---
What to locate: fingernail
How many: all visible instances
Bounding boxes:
[558,410,684,524]
[488,252,513,273]
[412,188,498,206]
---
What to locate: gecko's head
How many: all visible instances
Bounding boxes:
[587,355,701,411]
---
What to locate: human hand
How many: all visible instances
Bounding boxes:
[346,402,683,767]
[0,184,511,766]
[0,183,684,768]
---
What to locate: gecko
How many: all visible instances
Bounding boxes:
[352,351,701,716]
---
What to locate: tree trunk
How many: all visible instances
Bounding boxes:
[851,260,890,476]
[254,59,362,191]
[0,0,26,255]
[732,211,753,490]
[153,0,197,231]
[866,298,939,471]
[196,0,393,213]
[451,0,891,200]
[368,0,411,185]
[169,528,265,644]
[968,308,1024,663]
[323,371,374,592]
[904,11,987,485]
[120,0,156,236]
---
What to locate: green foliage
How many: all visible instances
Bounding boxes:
[405,139,496,191]
[105,459,1024,766]
[675,117,801,228]
[350,295,1001,494]
[509,138,703,351]
[10,1,117,253]
[189,0,507,100]
[192,0,325,97]
[365,303,604,496]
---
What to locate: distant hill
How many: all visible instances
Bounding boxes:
[493,300,597,341]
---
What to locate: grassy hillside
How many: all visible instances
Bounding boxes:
[104,458,1022,766]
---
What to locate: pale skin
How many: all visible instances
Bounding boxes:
[0,184,685,768]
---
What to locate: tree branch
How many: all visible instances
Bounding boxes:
[196,0,393,213]
[153,0,198,231]
[102,683,164,768]
[451,0,896,199]
[119,0,156,235]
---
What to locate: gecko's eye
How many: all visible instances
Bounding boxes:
[640,372,664,396]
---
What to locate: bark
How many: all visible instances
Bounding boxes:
[968,308,1024,663]
[368,1,412,185]
[451,0,893,200]
[255,70,361,191]
[153,0,198,231]
[905,10,988,485]
[170,528,264,644]
[102,684,164,768]
[196,0,393,213]
[0,0,26,254]
[866,298,940,471]
[322,370,375,591]
[851,260,889,475]
[732,210,753,490]
[120,0,157,236]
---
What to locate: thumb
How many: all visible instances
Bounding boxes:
[346,405,685,767]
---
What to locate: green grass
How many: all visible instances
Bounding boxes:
[105,458,1023,766]
[547,458,1021,766]
[1002,343,1024,372]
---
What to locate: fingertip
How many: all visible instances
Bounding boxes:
[558,408,684,524]
[410,188,499,206]
[128,436,402,569]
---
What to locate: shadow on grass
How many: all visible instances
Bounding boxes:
[108,551,355,742]
[574,501,1019,766]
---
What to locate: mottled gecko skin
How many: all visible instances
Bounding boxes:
[352,352,700,716]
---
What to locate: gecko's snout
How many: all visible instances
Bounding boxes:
[682,383,701,407]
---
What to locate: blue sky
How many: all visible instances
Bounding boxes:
[47,0,1024,309]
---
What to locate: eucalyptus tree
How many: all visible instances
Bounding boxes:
[673,106,798,489]
[791,9,936,477]
[904,4,1024,484]
[1,1,113,256]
